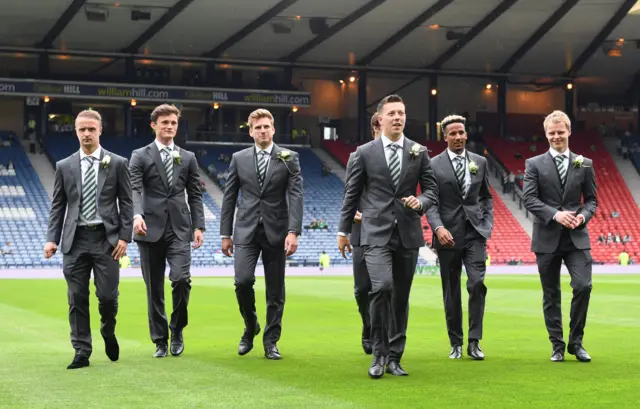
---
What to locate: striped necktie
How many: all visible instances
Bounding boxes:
[387,144,400,188]
[555,154,566,187]
[256,150,268,188]
[80,156,97,222]
[454,156,466,196]
[163,147,173,186]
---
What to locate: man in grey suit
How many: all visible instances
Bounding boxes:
[44,109,132,369]
[347,113,381,355]
[426,115,493,361]
[220,108,303,360]
[337,94,439,378]
[130,104,205,358]
[523,110,597,363]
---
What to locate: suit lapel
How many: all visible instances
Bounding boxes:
[562,152,576,201]
[72,152,83,198]
[262,144,280,192]
[397,139,412,190]
[374,139,395,187]
[149,143,169,190]
[96,148,109,198]
[247,148,261,191]
[442,151,463,197]
[541,152,563,198]
[171,146,185,193]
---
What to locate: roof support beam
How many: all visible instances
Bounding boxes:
[282,0,386,62]
[357,0,454,66]
[203,0,298,58]
[564,0,637,76]
[36,0,87,48]
[498,0,579,73]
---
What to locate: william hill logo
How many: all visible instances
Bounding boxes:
[212,91,228,101]
[63,85,80,94]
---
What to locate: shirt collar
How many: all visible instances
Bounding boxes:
[447,148,466,161]
[381,134,404,148]
[80,146,102,160]
[255,143,274,155]
[549,147,570,158]
[155,139,175,151]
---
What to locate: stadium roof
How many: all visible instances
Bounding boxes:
[1,0,639,96]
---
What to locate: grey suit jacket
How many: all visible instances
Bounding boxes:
[522,151,597,253]
[220,144,304,246]
[129,142,205,243]
[47,149,133,254]
[338,137,439,249]
[345,152,362,246]
[426,151,494,250]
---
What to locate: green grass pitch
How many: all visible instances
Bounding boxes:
[0,274,638,408]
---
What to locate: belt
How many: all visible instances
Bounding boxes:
[78,223,104,231]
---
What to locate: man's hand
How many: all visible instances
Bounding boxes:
[222,238,233,257]
[43,242,57,259]
[401,196,422,210]
[193,229,204,249]
[133,217,147,236]
[285,233,298,257]
[435,227,455,248]
[337,235,352,259]
[555,211,580,229]
[354,211,362,223]
[111,240,127,260]
[575,214,585,227]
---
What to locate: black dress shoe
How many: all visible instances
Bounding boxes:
[568,344,591,362]
[67,355,90,370]
[104,335,119,362]
[368,355,385,379]
[550,349,565,362]
[238,324,261,356]
[467,341,485,360]
[170,331,184,356]
[362,339,372,355]
[154,343,168,358]
[385,360,408,376]
[264,345,282,360]
[449,346,462,359]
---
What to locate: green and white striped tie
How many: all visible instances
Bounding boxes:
[80,156,97,222]
[163,147,173,186]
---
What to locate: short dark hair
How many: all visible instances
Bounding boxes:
[370,113,380,134]
[376,94,404,115]
[150,104,181,123]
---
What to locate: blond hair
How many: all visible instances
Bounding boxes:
[543,110,571,132]
[76,109,102,125]
[248,109,274,129]
[440,114,466,134]
[150,104,181,123]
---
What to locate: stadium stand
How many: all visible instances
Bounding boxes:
[485,131,640,263]
[0,137,56,268]
[322,139,534,264]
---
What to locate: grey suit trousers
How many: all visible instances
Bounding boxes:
[62,225,119,358]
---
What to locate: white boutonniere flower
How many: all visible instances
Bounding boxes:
[101,155,111,169]
[277,150,292,162]
[172,150,181,165]
[573,155,589,168]
[409,144,423,159]
[468,160,478,174]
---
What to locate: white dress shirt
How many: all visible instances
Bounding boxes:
[548,147,570,173]
[447,148,471,195]
[78,146,103,226]
[381,133,404,175]
[548,147,584,225]
[255,143,273,174]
